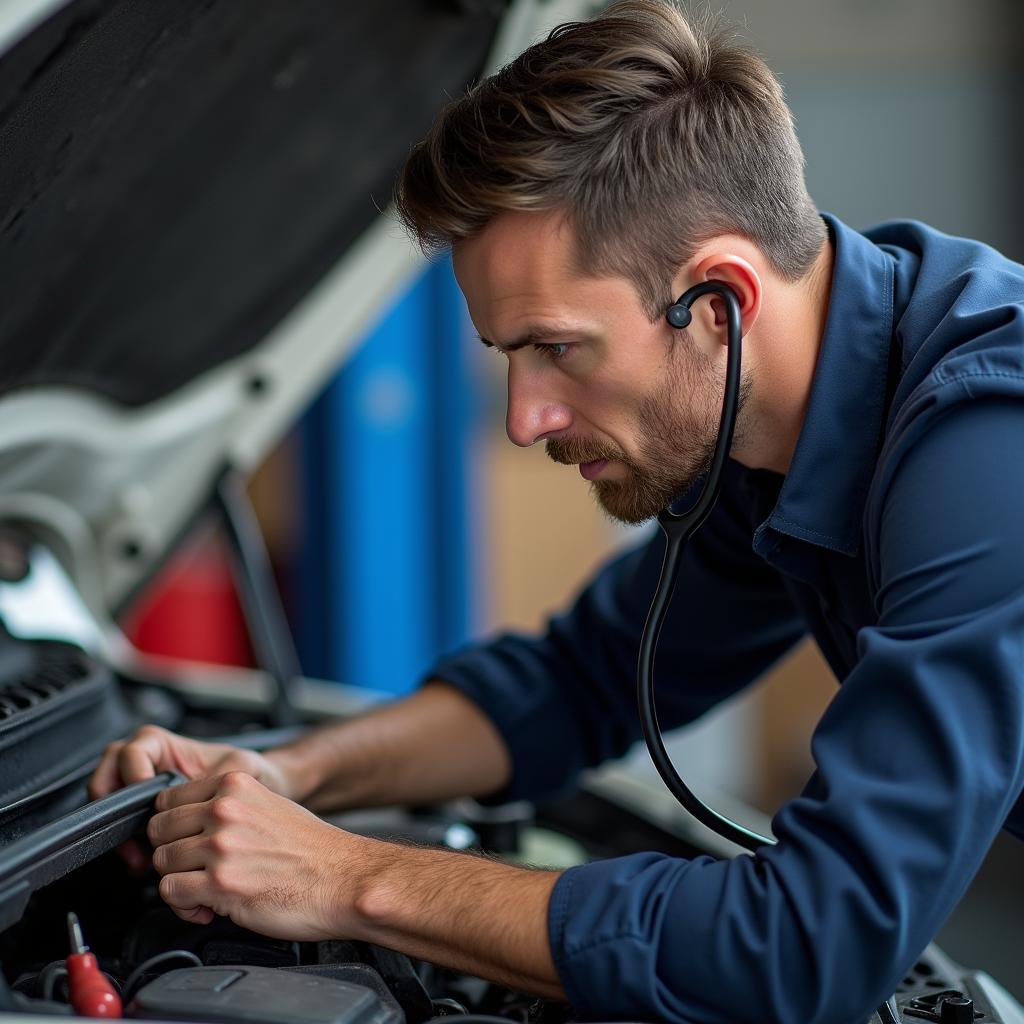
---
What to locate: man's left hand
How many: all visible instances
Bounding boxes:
[147,771,363,940]
[146,770,565,1001]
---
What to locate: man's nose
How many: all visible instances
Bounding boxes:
[504,363,572,447]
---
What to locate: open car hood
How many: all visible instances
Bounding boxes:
[0,0,581,637]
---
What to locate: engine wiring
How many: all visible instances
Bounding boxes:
[120,950,203,1004]
[10,949,200,1012]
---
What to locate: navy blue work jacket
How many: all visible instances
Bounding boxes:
[428,214,1024,1023]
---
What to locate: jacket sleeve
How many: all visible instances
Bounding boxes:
[425,461,805,802]
[547,396,1024,1024]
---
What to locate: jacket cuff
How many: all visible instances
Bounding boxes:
[546,853,723,1020]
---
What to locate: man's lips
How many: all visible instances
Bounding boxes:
[579,459,609,481]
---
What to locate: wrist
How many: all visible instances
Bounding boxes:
[264,745,320,803]
[335,834,401,943]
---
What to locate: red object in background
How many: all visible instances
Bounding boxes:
[120,533,254,667]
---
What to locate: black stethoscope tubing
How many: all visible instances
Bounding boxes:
[638,281,775,853]
[638,284,906,1023]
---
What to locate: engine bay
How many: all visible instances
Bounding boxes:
[0,555,1022,1024]
[0,770,579,1023]
[1,735,1020,1024]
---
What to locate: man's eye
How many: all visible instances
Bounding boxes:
[535,342,571,361]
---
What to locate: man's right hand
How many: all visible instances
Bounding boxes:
[89,683,511,817]
[88,724,296,802]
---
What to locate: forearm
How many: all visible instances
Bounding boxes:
[349,837,565,1000]
[265,681,512,812]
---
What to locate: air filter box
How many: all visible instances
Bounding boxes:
[129,965,403,1024]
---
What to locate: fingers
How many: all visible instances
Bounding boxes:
[90,726,270,803]
[159,873,215,925]
[151,834,209,876]
[118,733,165,784]
[88,741,126,800]
[147,802,208,847]
[155,770,258,813]
[173,905,215,926]
[89,725,176,800]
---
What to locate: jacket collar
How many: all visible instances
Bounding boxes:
[755,213,896,558]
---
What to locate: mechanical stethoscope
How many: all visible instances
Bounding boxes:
[640,281,773,853]
[650,286,906,1024]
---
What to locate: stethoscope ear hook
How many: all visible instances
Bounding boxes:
[657,281,744,541]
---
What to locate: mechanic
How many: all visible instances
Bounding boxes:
[90,2,1024,1021]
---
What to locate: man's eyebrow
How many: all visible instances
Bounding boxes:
[476,324,592,352]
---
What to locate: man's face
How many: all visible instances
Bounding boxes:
[453,211,734,525]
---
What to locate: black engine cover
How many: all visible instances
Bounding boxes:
[129,965,402,1024]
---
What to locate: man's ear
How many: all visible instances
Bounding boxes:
[676,254,762,344]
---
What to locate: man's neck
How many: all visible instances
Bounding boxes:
[736,235,835,476]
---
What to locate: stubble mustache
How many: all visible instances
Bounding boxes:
[545,435,625,467]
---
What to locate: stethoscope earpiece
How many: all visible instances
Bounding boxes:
[665,303,692,329]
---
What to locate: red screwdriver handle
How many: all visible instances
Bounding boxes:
[67,952,123,1018]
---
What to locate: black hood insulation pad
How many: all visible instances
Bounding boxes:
[0,0,503,406]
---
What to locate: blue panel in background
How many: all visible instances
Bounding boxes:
[296,259,485,693]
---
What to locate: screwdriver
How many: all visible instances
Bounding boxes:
[66,913,122,1018]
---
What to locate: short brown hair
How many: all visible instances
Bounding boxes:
[395,0,825,317]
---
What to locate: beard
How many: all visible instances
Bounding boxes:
[546,340,750,525]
